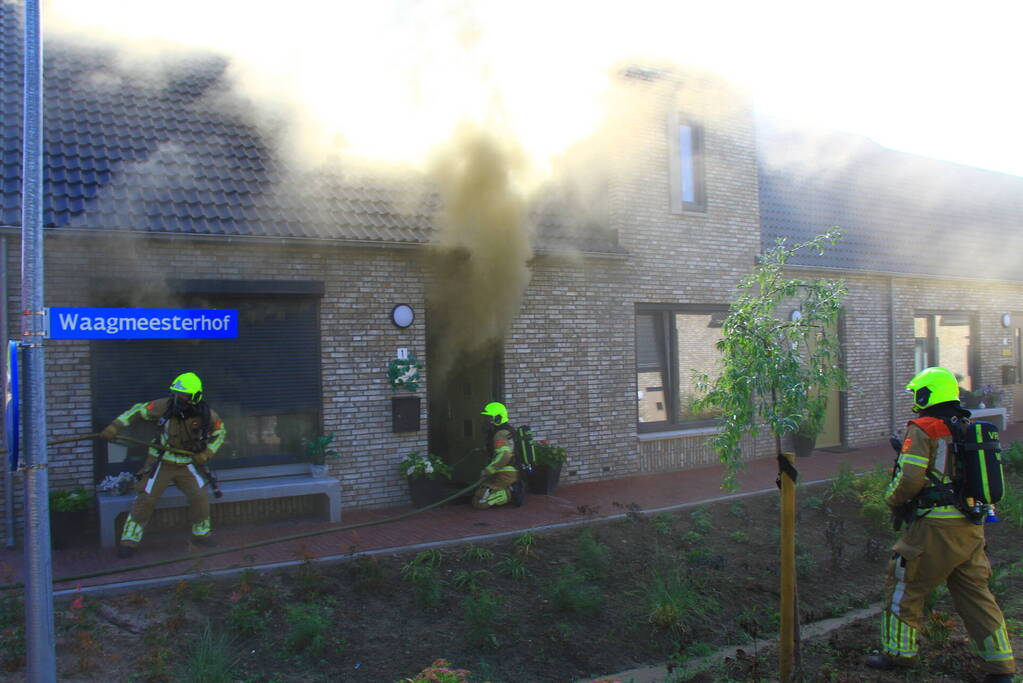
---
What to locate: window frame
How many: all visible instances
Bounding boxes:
[636,303,727,433]
[913,310,978,387]
[668,112,707,213]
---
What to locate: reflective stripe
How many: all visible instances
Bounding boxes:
[192,519,211,537]
[899,453,929,469]
[922,506,966,519]
[116,401,151,426]
[977,623,1014,662]
[186,463,204,488]
[144,461,162,494]
[120,514,144,543]
[932,439,947,476]
[881,610,917,658]
[890,557,907,616]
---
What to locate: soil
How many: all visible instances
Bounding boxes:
[1,471,1020,683]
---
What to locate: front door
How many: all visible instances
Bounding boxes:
[427,347,503,485]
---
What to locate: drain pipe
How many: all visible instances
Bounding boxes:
[2,236,11,550]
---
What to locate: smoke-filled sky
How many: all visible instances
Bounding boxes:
[43,0,1023,178]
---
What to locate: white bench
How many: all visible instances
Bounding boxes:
[969,407,1008,431]
[96,463,341,548]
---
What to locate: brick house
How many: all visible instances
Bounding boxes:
[3,3,1022,537]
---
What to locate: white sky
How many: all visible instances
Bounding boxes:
[42,0,1023,177]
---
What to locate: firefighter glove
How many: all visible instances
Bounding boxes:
[192,449,214,466]
[100,423,119,440]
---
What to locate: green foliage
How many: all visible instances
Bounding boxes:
[998,481,1023,529]
[574,529,611,580]
[283,602,332,656]
[680,530,704,545]
[653,513,675,536]
[495,556,528,580]
[513,531,536,553]
[49,487,94,513]
[462,591,503,649]
[729,530,750,544]
[852,465,897,535]
[693,230,847,489]
[548,566,603,615]
[1002,440,1023,477]
[400,451,453,481]
[401,550,444,608]
[226,585,276,637]
[825,462,857,501]
[452,569,490,592]
[534,441,568,466]
[727,499,748,519]
[641,565,719,632]
[0,592,25,672]
[461,544,494,562]
[347,555,385,593]
[396,659,473,683]
[795,550,816,580]
[689,506,713,534]
[177,622,239,683]
[803,495,824,511]
[304,434,340,465]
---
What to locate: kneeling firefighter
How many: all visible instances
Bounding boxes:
[866,367,1015,681]
[100,372,227,558]
[473,401,525,509]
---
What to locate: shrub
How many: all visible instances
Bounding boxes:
[177,622,238,683]
[642,565,718,632]
[283,603,332,656]
[462,591,503,648]
[575,529,610,580]
[548,566,603,615]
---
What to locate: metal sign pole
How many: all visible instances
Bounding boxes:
[21,1,57,680]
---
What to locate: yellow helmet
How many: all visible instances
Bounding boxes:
[481,401,508,425]
[906,367,959,411]
[169,372,203,404]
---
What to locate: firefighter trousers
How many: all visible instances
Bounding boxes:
[120,459,211,546]
[472,469,519,509]
[881,517,1015,675]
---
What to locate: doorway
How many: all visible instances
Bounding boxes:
[426,344,504,485]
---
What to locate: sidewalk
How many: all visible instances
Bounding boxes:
[3,422,1020,595]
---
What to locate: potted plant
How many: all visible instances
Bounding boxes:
[400,451,452,508]
[305,434,340,477]
[976,384,1003,409]
[49,487,95,550]
[526,441,567,494]
[96,471,136,497]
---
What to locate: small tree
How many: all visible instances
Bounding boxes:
[694,229,847,489]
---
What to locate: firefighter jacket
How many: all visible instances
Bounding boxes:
[886,416,965,520]
[482,425,517,477]
[113,397,226,465]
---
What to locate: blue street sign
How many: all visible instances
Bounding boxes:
[48,307,238,340]
[5,341,18,471]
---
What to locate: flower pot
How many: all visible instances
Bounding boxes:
[310,464,328,478]
[407,476,448,508]
[50,508,90,550]
[526,463,562,495]
[792,433,817,458]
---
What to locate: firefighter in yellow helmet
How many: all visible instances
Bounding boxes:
[865,367,1015,681]
[473,402,525,509]
[99,372,227,559]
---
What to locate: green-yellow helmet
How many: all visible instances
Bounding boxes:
[169,372,204,404]
[481,401,508,425]
[906,367,959,410]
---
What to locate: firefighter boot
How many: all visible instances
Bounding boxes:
[191,535,216,548]
[116,544,135,559]
[510,481,525,507]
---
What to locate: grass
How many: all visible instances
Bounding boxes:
[177,622,239,683]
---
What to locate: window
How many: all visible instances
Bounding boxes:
[668,113,706,213]
[914,312,975,389]
[91,280,324,477]
[636,305,725,431]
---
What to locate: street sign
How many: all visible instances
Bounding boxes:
[5,340,17,471]
[47,307,238,340]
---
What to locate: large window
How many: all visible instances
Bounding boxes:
[91,280,324,478]
[668,113,706,213]
[914,312,975,389]
[636,305,725,432]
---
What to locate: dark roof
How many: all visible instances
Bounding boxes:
[757,117,1023,282]
[1,2,617,253]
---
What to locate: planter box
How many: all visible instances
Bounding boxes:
[526,464,562,495]
[407,476,449,509]
[51,508,91,550]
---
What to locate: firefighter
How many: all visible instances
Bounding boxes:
[865,367,1015,681]
[100,372,227,558]
[472,401,524,509]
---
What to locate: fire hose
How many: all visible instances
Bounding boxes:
[0,431,485,589]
